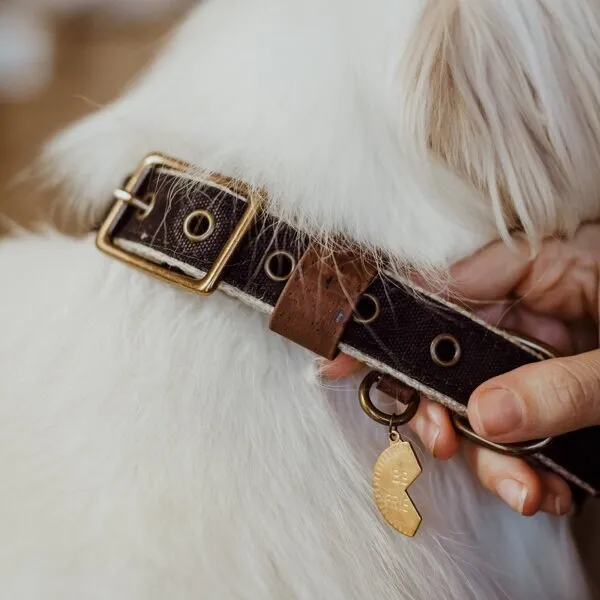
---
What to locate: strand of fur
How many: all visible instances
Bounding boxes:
[402,0,600,251]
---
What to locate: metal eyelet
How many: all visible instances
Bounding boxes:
[135,193,156,221]
[184,210,216,242]
[430,334,461,367]
[264,250,296,282]
[353,293,380,325]
[359,371,420,427]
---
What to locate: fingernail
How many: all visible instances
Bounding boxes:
[429,427,440,458]
[542,493,569,516]
[426,402,447,429]
[555,496,563,516]
[413,416,440,457]
[497,479,528,514]
[472,388,522,437]
[554,495,571,516]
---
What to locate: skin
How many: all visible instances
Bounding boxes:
[323,223,600,517]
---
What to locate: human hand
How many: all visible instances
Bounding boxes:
[324,223,600,517]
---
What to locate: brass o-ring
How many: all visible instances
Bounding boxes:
[358,370,420,427]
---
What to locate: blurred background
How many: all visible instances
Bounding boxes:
[0,0,190,231]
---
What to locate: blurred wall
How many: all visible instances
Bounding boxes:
[0,14,180,232]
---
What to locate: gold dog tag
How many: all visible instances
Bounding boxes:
[372,432,422,536]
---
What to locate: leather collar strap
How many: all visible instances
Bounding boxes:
[97,154,600,496]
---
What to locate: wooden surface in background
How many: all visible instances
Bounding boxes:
[0,15,177,231]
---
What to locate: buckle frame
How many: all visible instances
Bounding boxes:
[96,153,264,296]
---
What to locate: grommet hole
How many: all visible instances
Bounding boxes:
[353,294,380,325]
[184,210,216,242]
[430,334,461,367]
[264,251,296,282]
[135,193,156,221]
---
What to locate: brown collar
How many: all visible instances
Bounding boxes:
[97,153,600,498]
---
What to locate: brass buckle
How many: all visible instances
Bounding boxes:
[96,153,265,296]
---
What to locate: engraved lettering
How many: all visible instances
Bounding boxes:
[382,493,410,513]
[392,467,409,486]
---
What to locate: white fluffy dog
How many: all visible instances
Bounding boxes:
[1,1,599,598]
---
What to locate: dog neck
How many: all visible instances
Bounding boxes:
[45,0,600,269]
[43,0,500,270]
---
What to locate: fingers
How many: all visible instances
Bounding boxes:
[539,471,574,517]
[408,400,573,517]
[449,238,532,303]
[405,400,573,517]
[323,354,579,517]
[409,397,460,460]
[320,354,363,379]
[321,357,462,459]
[463,443,572,516]
[468,350,600,443]
[321,360,462,459]
[451,227,600,322]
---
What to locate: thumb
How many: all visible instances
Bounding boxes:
[468,349,600,442]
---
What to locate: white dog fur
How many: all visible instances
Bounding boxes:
[1,0,599,598]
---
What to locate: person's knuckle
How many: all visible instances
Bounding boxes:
[542,360,589,425]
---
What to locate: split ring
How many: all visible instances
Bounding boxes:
[452,414,553,456]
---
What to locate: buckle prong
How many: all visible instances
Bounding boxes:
[113,188,153,213]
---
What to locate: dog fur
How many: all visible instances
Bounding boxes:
[2,1,599,598]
